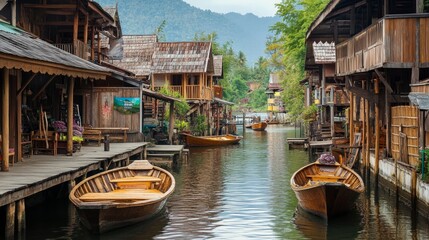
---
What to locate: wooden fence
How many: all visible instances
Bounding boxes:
[391,106,419,167]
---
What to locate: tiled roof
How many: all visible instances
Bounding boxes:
[151,42,213,74]
[313,41,336,64]
[111,35,157,77]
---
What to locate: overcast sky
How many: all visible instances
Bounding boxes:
[183,0,281,17]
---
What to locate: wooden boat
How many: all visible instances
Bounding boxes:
[290,156,364,219]
[69,160,175,233]
[251,121,268,131]
[180,133,242,147]
[245,124,253,128]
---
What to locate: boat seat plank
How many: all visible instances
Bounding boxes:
[80,189,163,201]
[110,176,161,183]
[306,174,346,182]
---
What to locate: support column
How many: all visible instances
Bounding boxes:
[375,79,380,176]
[5,202,15,239]
[16,71,22,162]
[67,78,75,155]
[169,102,175,144]
[2,68,10,171]
[16,199,26,237]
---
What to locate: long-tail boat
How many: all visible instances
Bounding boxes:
[251,121,268,131]
[290,154,364,219]
[69,160,175,233]
[180,133,242,147]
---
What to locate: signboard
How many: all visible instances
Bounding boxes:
[113,97,140,114]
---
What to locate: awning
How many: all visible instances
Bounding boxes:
[409,92,429,110]
[0,21,110,80]
[213,97,234,106]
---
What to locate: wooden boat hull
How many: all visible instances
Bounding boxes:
[69,160,175,233]
[251,122,267,131]
[181,134,242,147]
[290,161,364,219]
[76,198,168,233]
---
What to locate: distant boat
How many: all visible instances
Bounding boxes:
[290,157,364,219]
[245,124,252,128]
[69,160,175,233]
[251,121,268,131]
[180,133,242,147]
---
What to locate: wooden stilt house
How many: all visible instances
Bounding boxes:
[306,0,429,172]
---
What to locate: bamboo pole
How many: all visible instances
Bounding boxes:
[2,68,10,171]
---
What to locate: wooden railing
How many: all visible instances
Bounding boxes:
[53,39,89,60]
[154,85,213,100]
[336,15,429,76]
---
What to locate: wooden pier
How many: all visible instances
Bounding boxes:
[287,138,308,149]
[146,144,187,167]
[0,142,147,239]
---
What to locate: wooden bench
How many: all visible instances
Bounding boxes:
[307,174,346,182]
[110,176,161,189]
[82,129,102,146]
[85,127,129,143]
[79,189,163,201]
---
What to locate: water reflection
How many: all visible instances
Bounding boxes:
[23,125,429,239]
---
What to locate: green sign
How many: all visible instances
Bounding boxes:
[113,97,140,114]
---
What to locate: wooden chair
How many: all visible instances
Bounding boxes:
[31,131,58,155]
[0,134,15,165]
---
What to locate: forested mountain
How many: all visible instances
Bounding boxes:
[96,0,279,65]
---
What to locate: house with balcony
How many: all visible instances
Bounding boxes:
[266,73,286,123]
[306,0,429,211]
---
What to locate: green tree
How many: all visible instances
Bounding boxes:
[270,0,329,120]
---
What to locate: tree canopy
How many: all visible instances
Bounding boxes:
[269,0,329,120]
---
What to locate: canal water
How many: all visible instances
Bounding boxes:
[25,125,429,239]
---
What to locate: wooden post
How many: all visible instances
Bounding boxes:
[412,168,417,208]
[73,10,79,55]
[16,71,22,162]
[168,102,174,144]
[183,74,187,99]
[375,79,380,177]
[91,26,95,61]
[330,104,334,138]
[386,87,391,156]
[16,199,25,236]
[365,98,370,169]
[67,78,75,155]
[243,112,245,129]
[2,68,10,171]
[83,14,88,45]
[97,31,101,63]
[68,180,76,193]
[5,202,15,240]
[349,92,354,147]
[10,0,16,27]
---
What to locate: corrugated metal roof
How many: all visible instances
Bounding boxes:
[111,35,157,77]
[313,41,336,64]
[0,21,109,78]
[213,55,223,77]
[151,42,213,74]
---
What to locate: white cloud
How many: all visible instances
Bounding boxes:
[183,0,281,17]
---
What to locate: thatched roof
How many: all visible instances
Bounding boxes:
[151,42,213,74]
[112,35,158,78]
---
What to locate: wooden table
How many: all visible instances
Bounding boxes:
[86,127,129,143]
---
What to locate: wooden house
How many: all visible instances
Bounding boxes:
[306,0,429,172]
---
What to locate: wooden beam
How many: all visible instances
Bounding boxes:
[17,73,36,96]
[23,4,76,9]
[346,84,378,103]
[374,69,393,93]
[32,75,56,101]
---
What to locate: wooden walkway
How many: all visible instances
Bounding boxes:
[146,144,186,167]
[0,142,147,207]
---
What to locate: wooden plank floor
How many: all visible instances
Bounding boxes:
[0,142,147,207]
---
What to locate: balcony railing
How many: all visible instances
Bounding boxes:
[336,15,429,76]
[154,85,213,100]
[53,39,89,60]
